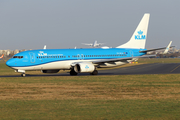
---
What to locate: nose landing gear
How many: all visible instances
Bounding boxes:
[21,73,26,77]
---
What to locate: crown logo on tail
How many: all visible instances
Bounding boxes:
[135,30,146,40]
[138,30,143,35]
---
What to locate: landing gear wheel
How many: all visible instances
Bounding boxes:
[90,70,98,75]
[70,69,78,76]
[21,73,26,77]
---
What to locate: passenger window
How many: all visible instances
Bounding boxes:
[13,56,23,59]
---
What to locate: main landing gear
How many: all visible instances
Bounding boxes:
[70,69,98,76]
[90,70,98,75]
[70,69,78,76]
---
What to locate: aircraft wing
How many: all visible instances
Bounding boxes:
[93,41,173,65]
[92,54,155,64]
[139,46,175,53]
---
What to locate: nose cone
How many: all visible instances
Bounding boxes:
[6,59,14,67]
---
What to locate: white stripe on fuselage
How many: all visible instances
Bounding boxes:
[11,59,128,70]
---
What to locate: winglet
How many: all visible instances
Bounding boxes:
[163,41,172,54]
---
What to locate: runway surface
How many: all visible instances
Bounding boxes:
[1,63,180,77]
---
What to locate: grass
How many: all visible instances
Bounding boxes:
[1,99,180,119]
[0,58,180,119]
[0,75,180,119]
[1,74,180,100]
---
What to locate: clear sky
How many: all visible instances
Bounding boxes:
[0,0,179,50]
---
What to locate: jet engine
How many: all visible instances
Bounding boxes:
[41,70,60,73]
[74,62,95,73]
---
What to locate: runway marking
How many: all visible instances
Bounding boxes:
[170,65,180,73]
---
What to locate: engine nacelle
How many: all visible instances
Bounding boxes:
[74,63,95,73]
[41,70,60,73]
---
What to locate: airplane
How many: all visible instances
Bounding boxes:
[82,41,104,47]
[6,13,172,77]
[43,45,46,49]
[0,54,4,60]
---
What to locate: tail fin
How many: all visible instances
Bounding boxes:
[116,13,150,49]
[43,45,46,49]
[0,54,4,59]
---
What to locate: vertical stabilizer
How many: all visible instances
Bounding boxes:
[116,13,150,49]
[43,45,46,49]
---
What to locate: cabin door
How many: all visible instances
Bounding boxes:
[29,52,36,63]
[130,50,134,57]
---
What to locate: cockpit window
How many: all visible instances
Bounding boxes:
[13,56,23,59]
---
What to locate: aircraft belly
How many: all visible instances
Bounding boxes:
[12,59,129,70]
[40,61,71,70]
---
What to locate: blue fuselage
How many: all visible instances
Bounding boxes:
[6,48,146,69]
